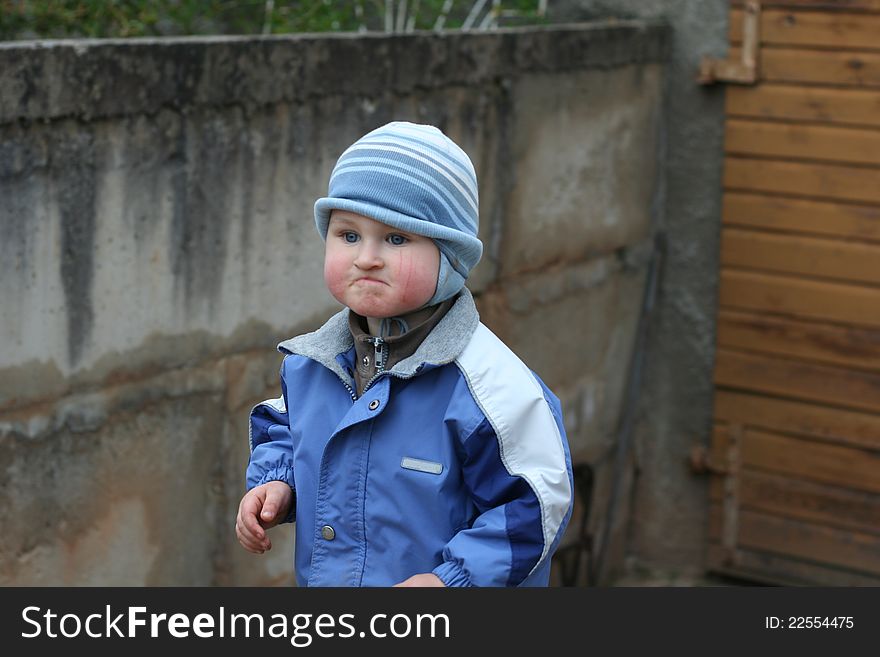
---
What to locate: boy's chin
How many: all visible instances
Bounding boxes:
[346,299,424,319]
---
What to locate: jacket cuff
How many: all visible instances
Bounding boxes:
[255,467,296,524]
[433,561,474,587]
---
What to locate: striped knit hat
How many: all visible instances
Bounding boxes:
[315,121,483,306]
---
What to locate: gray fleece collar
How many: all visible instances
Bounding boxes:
[277,287,480,385]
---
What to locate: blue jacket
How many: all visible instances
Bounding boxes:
[247,289,573,587]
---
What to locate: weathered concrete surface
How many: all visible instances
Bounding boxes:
[552,0,728,583]
[0,377,224,585]
[0,24,667,124]
[0,23,669,585]
[503,67,661,274]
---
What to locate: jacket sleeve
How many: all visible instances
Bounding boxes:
[246,360,296,522]
[433,387,573,587]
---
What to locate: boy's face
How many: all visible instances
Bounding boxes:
[324,210,440,319]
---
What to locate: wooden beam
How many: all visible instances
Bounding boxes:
[738,508,880,574]
[731,1,880,13]
[726,118,880,166]
[710,468,880,535]
[726,84,880,128]
[719,268,880,328]
[721,226,880,284]
[722,192,880,240]
[730,46,880,86]
[707,542,880,586]
[715,346,880,414]
[713,389,880,450]
[740,428,880,493]
[717,308,880,371]
[732,8,880,48]
[725,157,880,205]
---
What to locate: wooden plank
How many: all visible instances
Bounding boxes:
[722,192,880,240]
[745,428,880,493]
[731,1,880,12]
[726,84,880,128]
[731,9,880,49]
[717,309,880,371]
[726,119,880,166]
[719,269,880,328]
[713,389,880,450]
[729,46,880,86]
[725,157,880,205]
[762,48,880,86]
[714,347,880,413]
[721,227,880,284]
[707,542,880,586]
[711,425,880,493]
[708,503,880,576]
[739,508,880,574]
[709,469,880,535]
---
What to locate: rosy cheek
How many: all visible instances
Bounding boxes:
[397,251,437,307]
[323,253,347,299]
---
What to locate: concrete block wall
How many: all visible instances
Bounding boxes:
[550,0,729,582]
[0,23,669,585]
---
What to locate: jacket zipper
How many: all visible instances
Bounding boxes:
[341,378,357,402]
[345,336,426,398]
[363,336,387,393]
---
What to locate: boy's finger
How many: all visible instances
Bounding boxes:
[235,521,268,553]
[235,524,261,553]
[238,509,266,541]
[261,503,277,522]
[240,491,263,517]
[240,538,265,554]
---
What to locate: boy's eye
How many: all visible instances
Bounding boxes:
[387,234,407,246]
[343,231,359,243]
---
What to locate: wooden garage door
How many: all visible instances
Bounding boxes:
[709,0,880,585]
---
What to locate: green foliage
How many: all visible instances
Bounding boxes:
[0,1,548,40]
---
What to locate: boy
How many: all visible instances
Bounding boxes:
[235,121,573,587]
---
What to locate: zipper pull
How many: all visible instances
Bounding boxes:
[371,336,387,372]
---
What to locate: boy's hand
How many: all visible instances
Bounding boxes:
[235,481,293,554]
[393,574,446,587]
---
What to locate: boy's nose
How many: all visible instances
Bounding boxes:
[354,241,383,269]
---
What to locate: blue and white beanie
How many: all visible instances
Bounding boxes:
[315,121,483,306]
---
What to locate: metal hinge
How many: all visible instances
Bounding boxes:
[689,444,727,476]
[698,0,761,85]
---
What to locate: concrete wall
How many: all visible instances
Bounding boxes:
[550,1,729,582]
[0,23,669,585]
